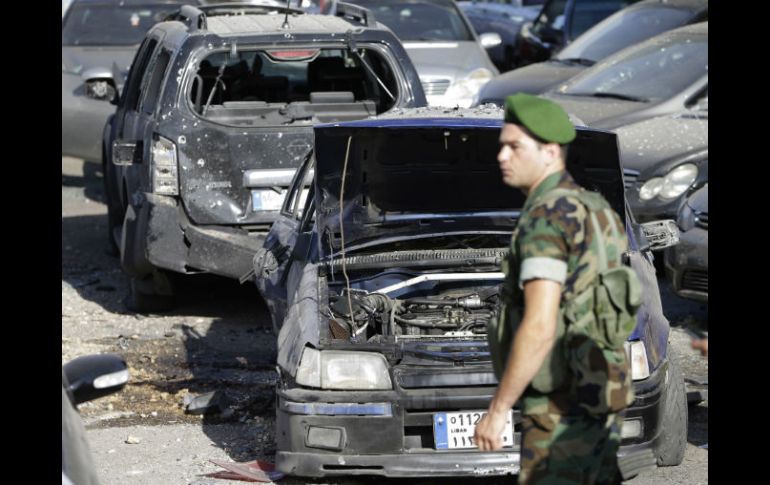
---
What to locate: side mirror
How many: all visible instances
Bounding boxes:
[63,354,129,405]
[539,26,564,46]
[479,32,503,49]
[82,67,119,105]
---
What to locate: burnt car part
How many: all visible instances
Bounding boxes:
[640,220,679,250]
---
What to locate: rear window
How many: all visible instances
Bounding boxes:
[190,47,400,125]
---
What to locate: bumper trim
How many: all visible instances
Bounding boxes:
[277,450,520,477]
[282,401,393,416]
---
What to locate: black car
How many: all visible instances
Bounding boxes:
[62,354,129,485]
[95,2,426,311]
[622,105,708,223]
[475,0,707,103]
[539,21,707,131]
[665,183,707,302]
[512,0,640,68]
[254,107,686,479]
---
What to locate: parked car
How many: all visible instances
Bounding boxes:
[533,22,708,131]
[475,0,708,103]
[322,0,502,108]
[62,354,129,485]
[97,2,426,311]
[62,0,192,162]
[512,0,640,68]
[254,107,686,479]
[665,183,707,302]
[622,104,708,223]
[459,0,544,72]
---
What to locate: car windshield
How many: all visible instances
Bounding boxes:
[561,32,707,101]
[62,3,182,46]
[350,0,474,41]
[557,6,692,62]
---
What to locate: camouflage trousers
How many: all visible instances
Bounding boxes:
[518,412,623,485]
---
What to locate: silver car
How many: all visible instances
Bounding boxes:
[323,0,501,107]
[62,0,189,162]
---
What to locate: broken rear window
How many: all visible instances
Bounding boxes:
[190,47,399,125]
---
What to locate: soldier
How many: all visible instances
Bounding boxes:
[474,93,637,484]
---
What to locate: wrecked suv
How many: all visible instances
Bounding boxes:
[255,107,687,479]
[100,2,426,310]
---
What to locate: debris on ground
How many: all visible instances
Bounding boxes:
[125,435,142,444]
[183,391,230,415]
[206,459,284,482]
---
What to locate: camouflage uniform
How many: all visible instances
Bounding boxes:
[502,170,633,485]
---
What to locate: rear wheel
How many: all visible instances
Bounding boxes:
[126,271,176,313]
[656,347,688,465]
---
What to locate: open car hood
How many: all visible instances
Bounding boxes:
[313,111,626,254]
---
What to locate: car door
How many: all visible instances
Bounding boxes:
[254,154,316,332]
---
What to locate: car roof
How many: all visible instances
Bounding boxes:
[204,13,375,36]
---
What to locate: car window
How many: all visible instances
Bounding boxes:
[568,0,636,40]
[122,38,159,111]
[140,49,172,115]
[557,6,692,62]
[61,3,183,46]
[190,47,400,125]
[533,0,567,33]
[350,0,474,41]
[282,156,315,219]
[562,33,707,101]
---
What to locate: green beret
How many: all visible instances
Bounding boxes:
[504,93,576,144]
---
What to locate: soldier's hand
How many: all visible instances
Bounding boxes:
[474,409,508,451]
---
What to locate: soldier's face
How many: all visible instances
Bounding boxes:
[497,123,549,192]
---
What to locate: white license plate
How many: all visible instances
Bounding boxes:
[251,189,287,211]
[433,410,514,450]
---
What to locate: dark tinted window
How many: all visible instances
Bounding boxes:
[568,0,636,40]
[140,49,172,115]
[351,0,474,41]
[123,38,158,111]
[558,5,692,61]
[62,3,183,46]
[533,0,567,33]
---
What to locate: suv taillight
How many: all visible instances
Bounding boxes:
[151,135,178,195]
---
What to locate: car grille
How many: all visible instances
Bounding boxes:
[623,169,640,190]
[682,270,708,293]
[695,211,708,229]
[421,79,451,96]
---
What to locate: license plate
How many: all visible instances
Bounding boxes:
[251,189,287,211]
[433,410,514,450]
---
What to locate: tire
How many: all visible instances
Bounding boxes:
[656,347,688,466]
[126,271,176,313]
[102,156,122,257]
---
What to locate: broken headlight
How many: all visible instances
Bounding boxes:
[295,348,392,390]
[624,340,650,380]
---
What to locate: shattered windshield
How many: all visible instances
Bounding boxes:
[62,3,183,46]
[191,47,399,125]
[561,33,707,101]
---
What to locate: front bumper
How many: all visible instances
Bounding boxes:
[274,360,669,478]
[664,226,708,302]
[123,192,269,280]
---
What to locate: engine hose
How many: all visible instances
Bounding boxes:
[394,315,457,329]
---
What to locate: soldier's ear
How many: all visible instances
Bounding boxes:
[542,143,561,165]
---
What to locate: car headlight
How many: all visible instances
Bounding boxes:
[151,135,179,195]
[659,163,698,200]
[624,341,650,380]
[295,348,393,390]
[444,68,494,108]
[639,164,698,202]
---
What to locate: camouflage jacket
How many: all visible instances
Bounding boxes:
[501,170,632,416]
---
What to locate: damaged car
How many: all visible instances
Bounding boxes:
[254,107,686,478]
[99,2,426,310]
[665,183,707,302]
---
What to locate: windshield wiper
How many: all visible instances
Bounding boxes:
[553,57,595,66]
[566,91,649,102]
